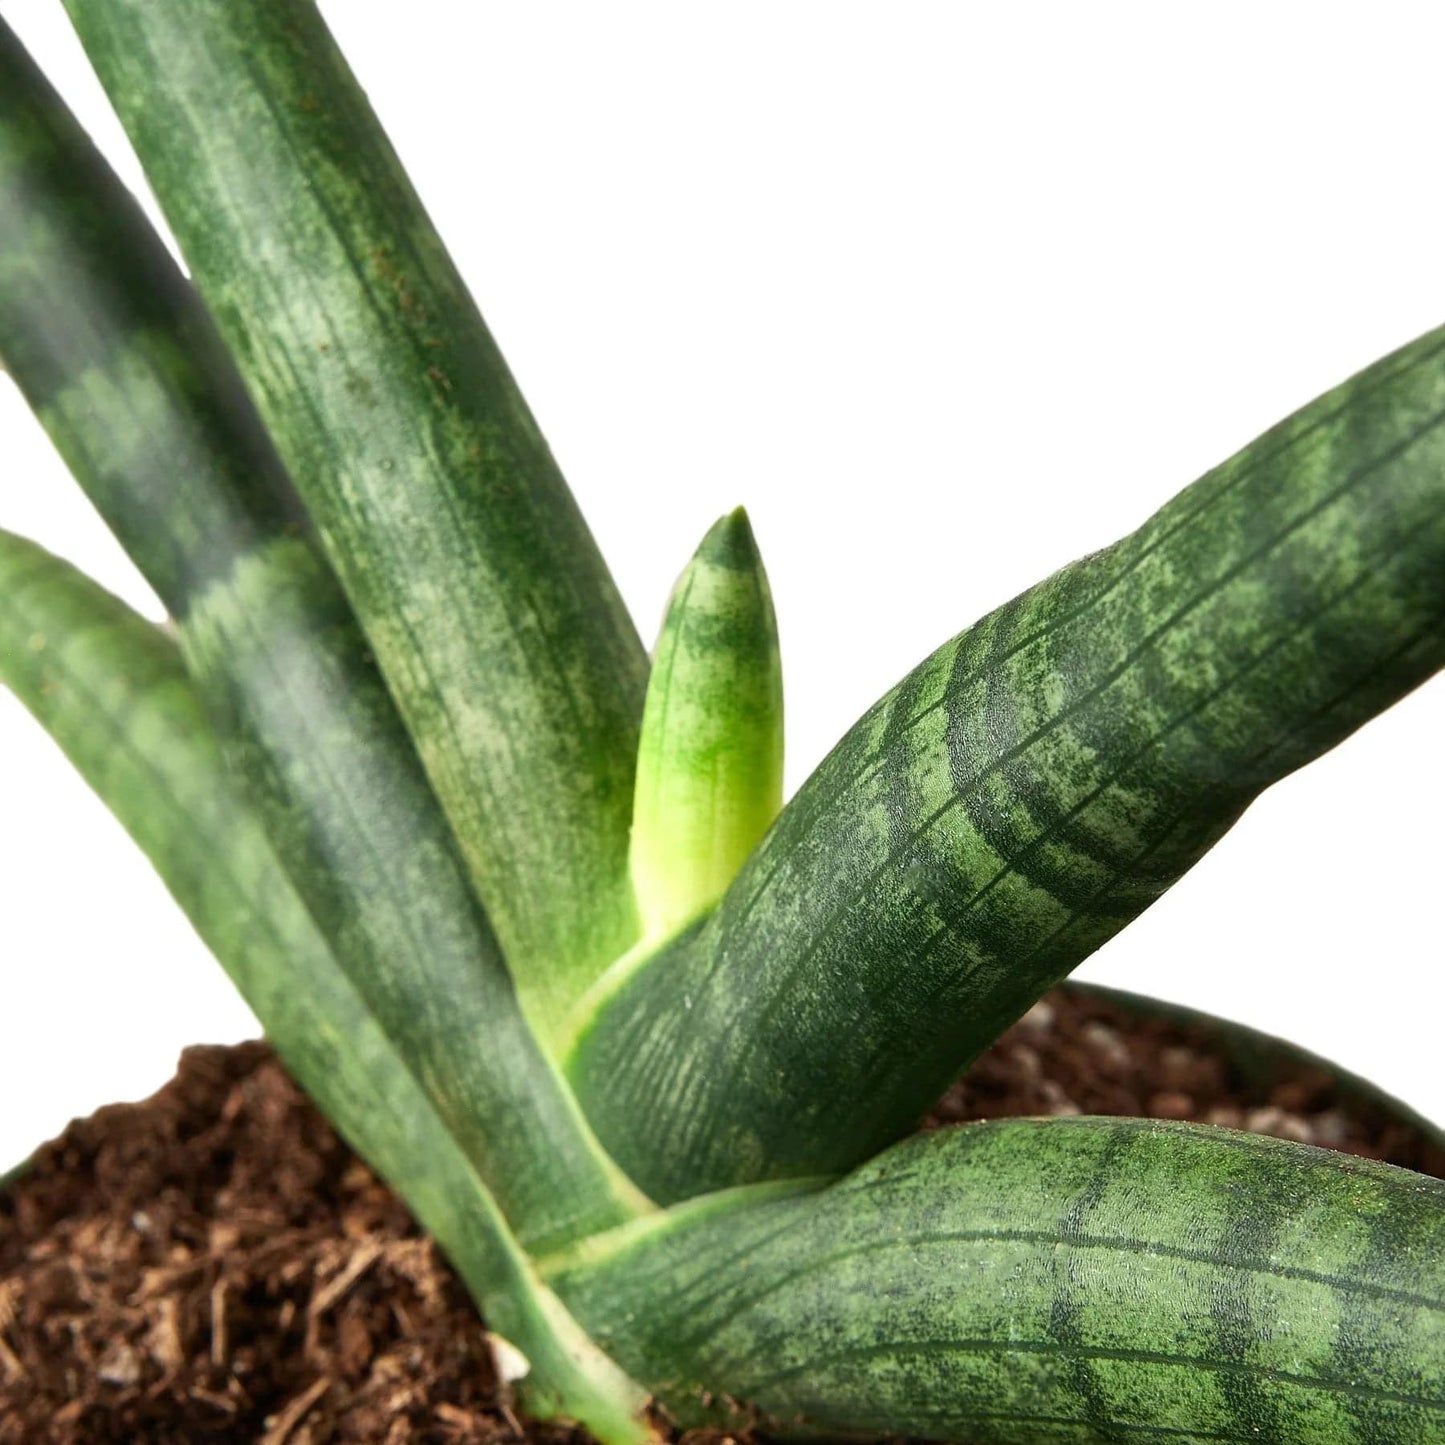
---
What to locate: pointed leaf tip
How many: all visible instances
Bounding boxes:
[630,510,784,941]
[696,505,759,569]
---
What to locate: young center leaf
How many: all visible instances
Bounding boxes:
[547,1116,1445,1443]
[570,324,1445,1203]
[0,20,644,1251]
[62,0,649,1031]
[629,508,784,946]
[0,531,656,1444]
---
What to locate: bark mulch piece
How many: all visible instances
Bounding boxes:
[3,989,1441,1442]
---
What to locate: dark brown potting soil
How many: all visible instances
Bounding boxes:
[2,987,1440,1443]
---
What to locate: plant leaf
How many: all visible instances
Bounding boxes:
[61,0,649,1031]
[570,324,1445,1202]
[0,20,644,1251]
[0,530,656,1444]
[549,1115,1445,1443]
[629,507,784,946]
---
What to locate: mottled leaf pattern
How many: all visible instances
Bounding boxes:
[629,508,784,945]
[572,325,1445,1201]
[551,1117,1445,1444]
[0,531,654,1443]
[62,0,648,1029]
[4,8,1443,1442]
[0,20,642,1251]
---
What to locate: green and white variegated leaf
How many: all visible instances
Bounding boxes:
[629,507,783,947]
[0,21,643,1251]
[0,530,656,1445]
[62,0,649,1032]
[570,324,1445,1203]
[547,1115,1445,1444]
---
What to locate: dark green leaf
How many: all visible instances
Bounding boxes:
[571,325,1445,1202]
[0,530,655,1442]
[0,20,643,1250]
[62,0,649,1030]
[549,1116,1445,1443]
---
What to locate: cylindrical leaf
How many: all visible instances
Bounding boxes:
[62,0,649,1028]
[571,325,1445,1201]
[0,20,643,1251]
[629,507,784,944]
[0,531,655,1444]
[549,1116,1445,1443]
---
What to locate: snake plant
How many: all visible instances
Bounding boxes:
[2,7,1443,1442]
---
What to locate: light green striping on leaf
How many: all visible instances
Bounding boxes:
[0,529,657,1444]
[631,508,784,944]
[570,322,1445,1203]
[549,1116,1445,1443]
[0,20,645,1251]
[62,0,649,1033]
[0,23,306,614]
[180,535,654,1251]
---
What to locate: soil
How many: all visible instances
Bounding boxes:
[2,987,1441,1444]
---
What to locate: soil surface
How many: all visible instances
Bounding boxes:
[2,987,1441,1443]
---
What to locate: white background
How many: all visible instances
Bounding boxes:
[1,3,1442,1171]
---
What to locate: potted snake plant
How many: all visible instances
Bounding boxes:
[1,5,1442,1441]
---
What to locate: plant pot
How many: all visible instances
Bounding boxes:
[3,982,1440,1444]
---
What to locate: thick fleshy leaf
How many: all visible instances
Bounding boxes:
[548,1116,1445,1443]
[628,508,784,946]
[62,0,649,1030]
[0,21,642,1251]
[0,531,656,1443]
[571,324,1445,1202]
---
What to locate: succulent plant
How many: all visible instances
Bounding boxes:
[2,6,1443,1442]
